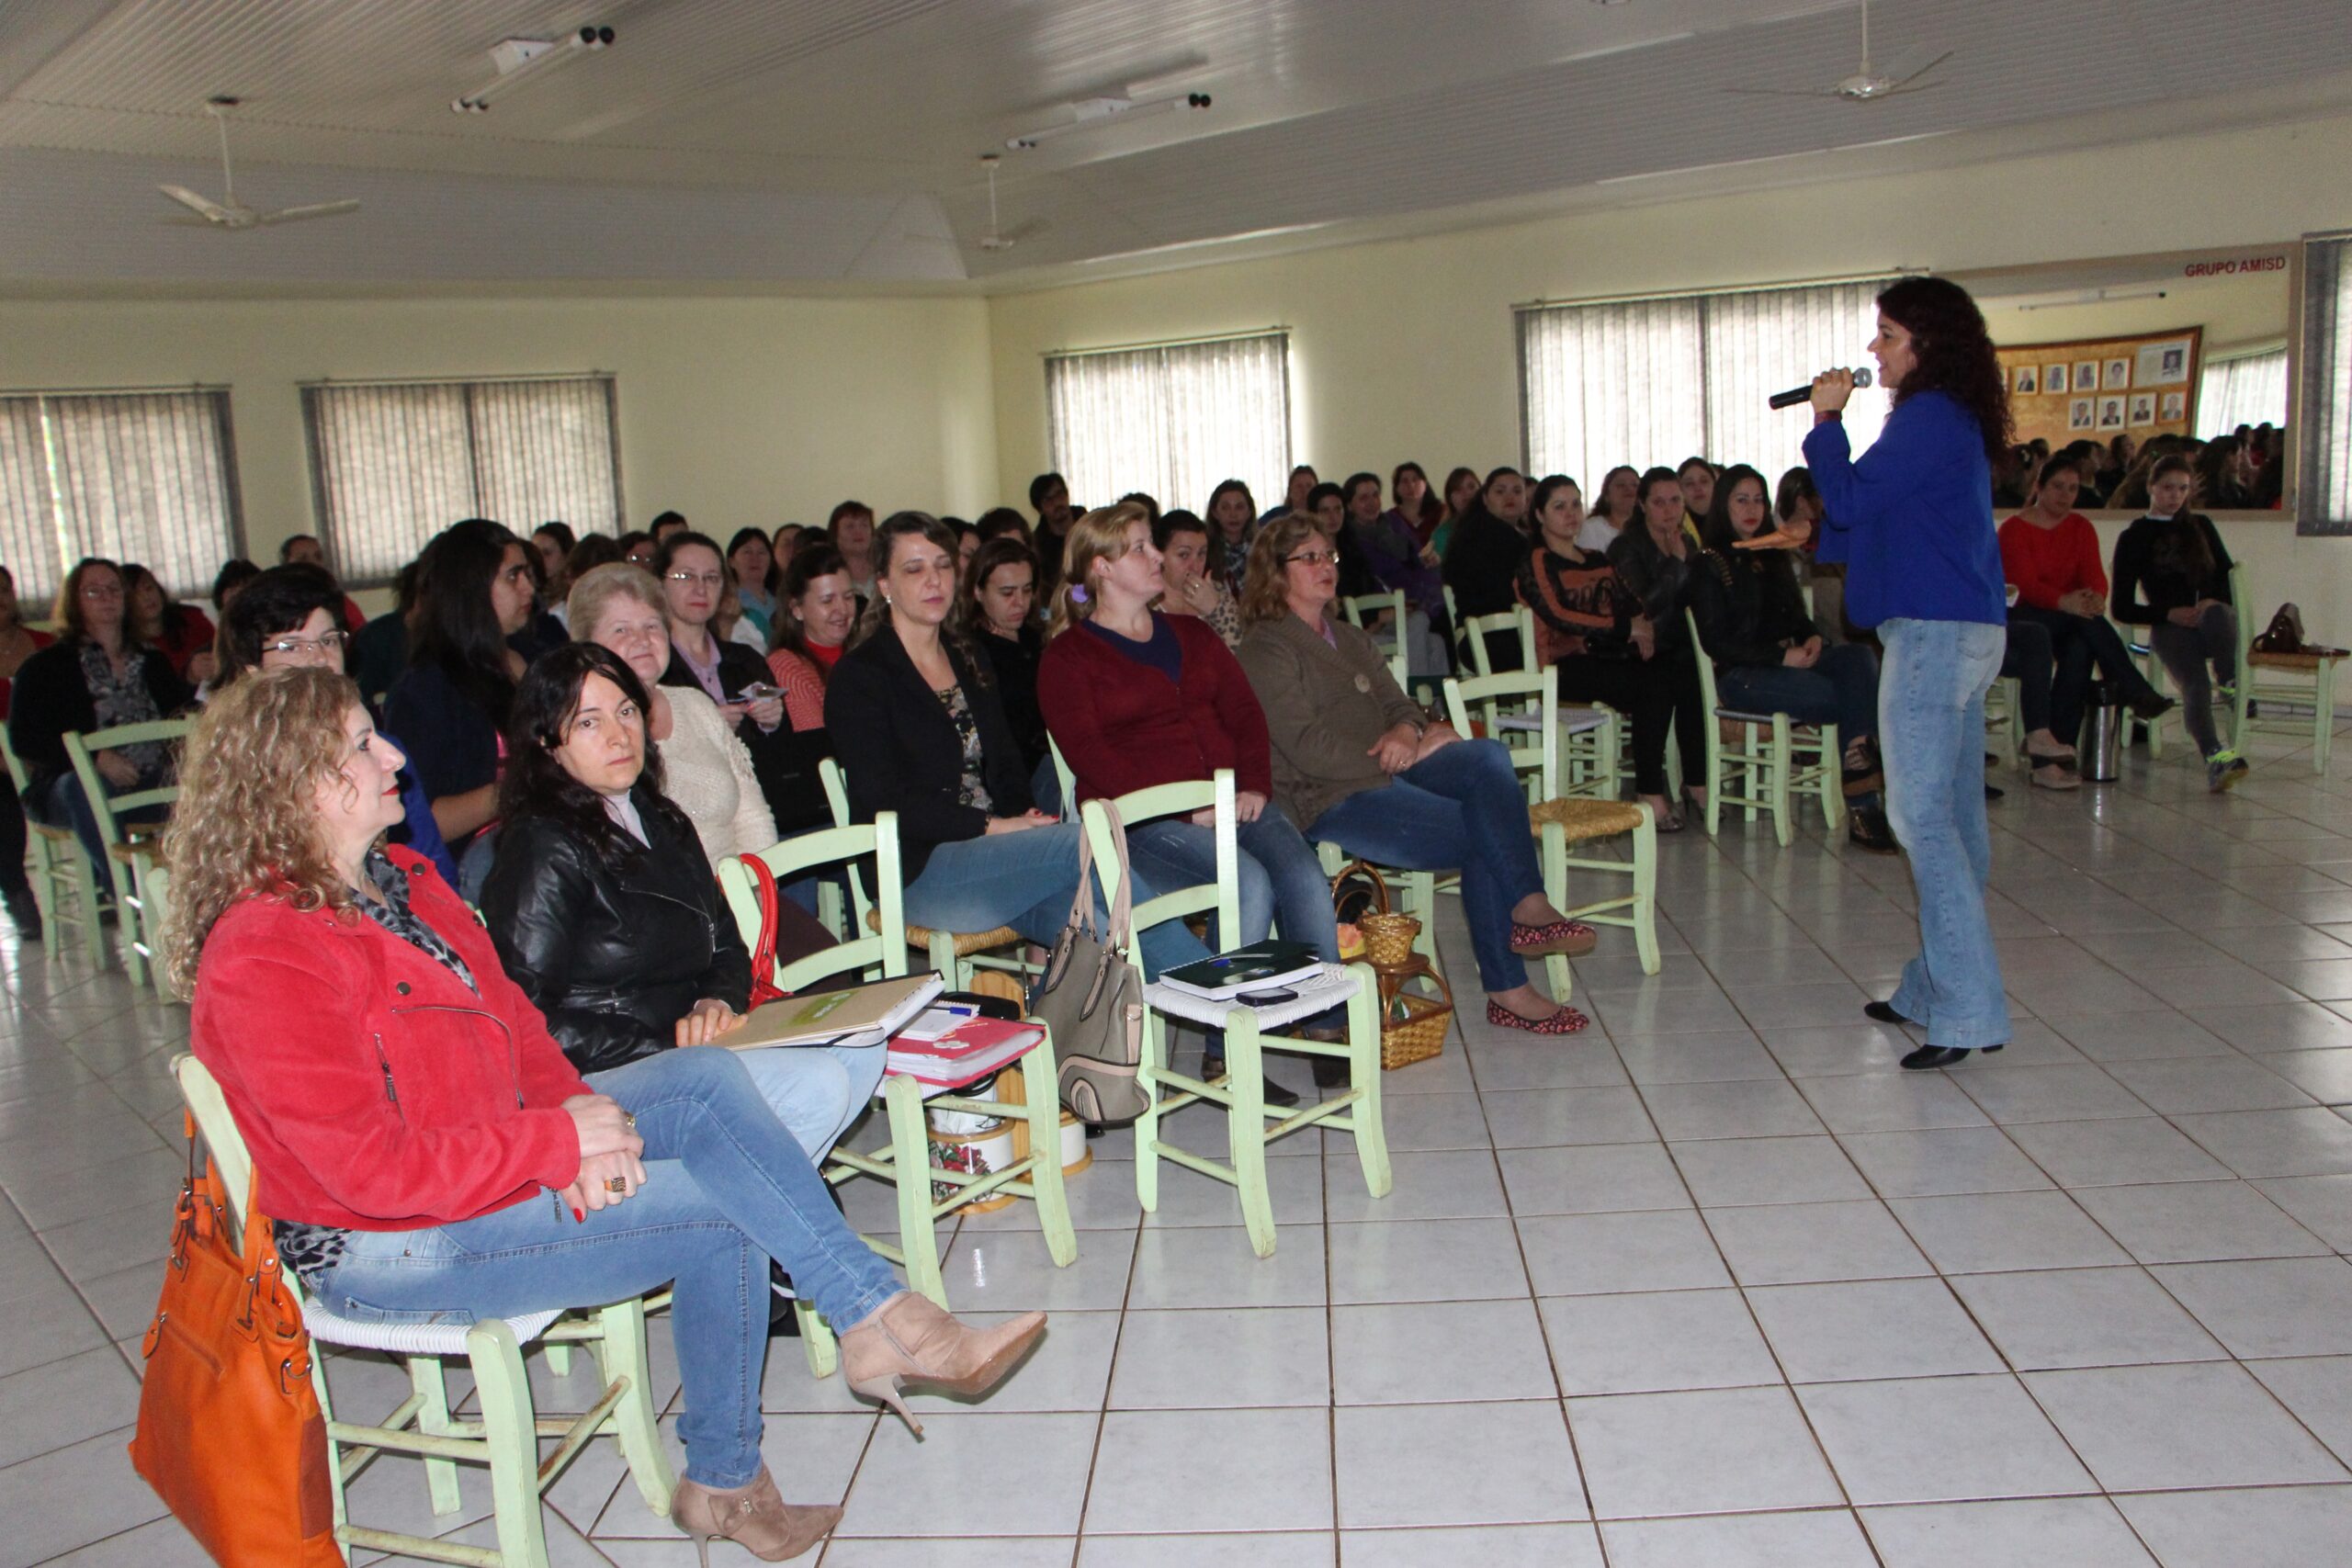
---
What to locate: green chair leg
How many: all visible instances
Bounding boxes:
[542,1343,571,1376]
[1538,820,1571,1001]
[118,866,148,990]
[1022,1035,1079,1267]
[595,1301,675,1517]
[1631,810,1661,975]
[467,1319,550,1568]
[308,1352,351,1532]
[1225,1017,1276,1258]
[69,849,105,970]
[1704,727,1724,836]
[407,1356,463,1516]
[1345,965,1392,1199]
[796,1302,837,1378]
[881,1073,947,1307]
[1817,723,1842,830]
[1770,719,1793,847]
[1135,1013,1165,1213]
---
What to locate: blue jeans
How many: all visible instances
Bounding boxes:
[309,1047,904,1491]
[737,1041,887,1162]
[1880,618,2012,1050]
[1125,805,1341,961]
[1717,643,1880,743]
[1308,739,1542,994]
[27,772,164,897]
[907,823,1209,980]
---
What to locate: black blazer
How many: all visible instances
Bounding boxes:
[6,639,191,800]
[662,639,831,835]
[824,627,1032,884]
[477,788,753,1077]
[1690,549,1815,669]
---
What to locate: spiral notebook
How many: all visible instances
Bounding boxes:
[727,972,944,1052]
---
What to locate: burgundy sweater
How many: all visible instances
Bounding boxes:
[1036,611,1274,805]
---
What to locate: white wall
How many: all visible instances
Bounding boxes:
[0,293,1000,583]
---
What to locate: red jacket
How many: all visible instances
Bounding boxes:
[1036,613,1274,805]
[190,846,592,1232]
[1997,513,2107,612]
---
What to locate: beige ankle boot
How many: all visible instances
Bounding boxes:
[670,1466,840,1564]
[839,1291,1046,1438]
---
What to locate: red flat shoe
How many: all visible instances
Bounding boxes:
[1487,999,1589,1035]
[1511,919,1599,957]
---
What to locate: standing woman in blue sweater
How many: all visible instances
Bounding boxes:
[1805,277,2013,1071]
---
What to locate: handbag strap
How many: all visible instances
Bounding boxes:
[1068,799,1136,950]
[741,854,787,1006]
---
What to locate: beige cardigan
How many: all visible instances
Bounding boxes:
[1233,611,1425,829]
[657,684,777,867]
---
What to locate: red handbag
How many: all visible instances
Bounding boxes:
[129,1122,344,1567]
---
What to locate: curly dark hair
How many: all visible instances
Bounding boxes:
[1875,276,2014,473]
[499,641,674,871]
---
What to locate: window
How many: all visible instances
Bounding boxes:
[302,374,622,582]
[0,389,243,607]
[2299,233,2352,534]
[1519,281,1889,491]
[1046,332,1289,519]
[2197,348,2288,437]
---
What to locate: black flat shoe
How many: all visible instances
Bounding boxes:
[1847,806,1899,855]
[1900,1043,2005,1070]
[1203,1055,1302,1107]
[1863,1000,1910,1025]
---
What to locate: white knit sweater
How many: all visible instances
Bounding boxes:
[657,684,777,868]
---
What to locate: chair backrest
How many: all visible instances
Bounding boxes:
[1339,590,1402,632]
[174,1053,257,1250]
[1047,735,1076,819]
[1463,605,1533,677]
[0,723,32,795]
[1442,664,1559,802]
[64,718,188,852]
[1076,769,1241,960]
[819,756,852,829]
[1684,609,1726,713]
[718,814,909,992]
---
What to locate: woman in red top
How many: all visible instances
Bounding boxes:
[1037,503,1341,1098]
[172,667,1046,1562]
[1997,454,2171,781]
[123,561,217,684]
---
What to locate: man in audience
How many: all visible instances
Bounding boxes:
[1030,471,1076,584]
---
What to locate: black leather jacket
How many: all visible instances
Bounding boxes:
[478,790,752,1076]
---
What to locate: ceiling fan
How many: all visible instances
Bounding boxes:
[158,96,360,230]
[975,154,1046,253]
[1723,0,1951,103]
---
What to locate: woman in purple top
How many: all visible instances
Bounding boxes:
[1342,471,1450,676]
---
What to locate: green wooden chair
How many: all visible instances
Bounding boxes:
[818,758,1041,992]
[63,718,187,988]
[1080,770,1388,1258]
[717,812,1076,1377]
[1340,589,1410,694]
[1684,610,1841,846]
[2233,562,2333,773]
[1442,665,1660,999]
[0,725,102,967]
[173,1055,673,1568]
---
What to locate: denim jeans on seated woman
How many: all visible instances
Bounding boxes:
[1306,738,1543,995]
[735,1039,888,1163]
[1879,617,2012,1051]
[304,1046,905,1493]
[28,772,164,897]
[1125,803,1341,960]
[1715,642,1881,744]
[905,821,1209,980]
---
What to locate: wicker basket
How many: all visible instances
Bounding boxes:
[1379,963,1453,1070]
[1357,910,1422,969]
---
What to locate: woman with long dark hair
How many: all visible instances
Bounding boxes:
[2112,454,2245,790]
[1806,276,2013,1070]
[384,519,537,897]
[121,562,217,683]
[1442,466,1533,671]
[1578,465,1639,553]
[1204,479,1258,588]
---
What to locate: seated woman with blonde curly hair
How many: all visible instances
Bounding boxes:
[169,666,1045,1563]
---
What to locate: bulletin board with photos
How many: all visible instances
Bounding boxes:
[1995,325,2202,453]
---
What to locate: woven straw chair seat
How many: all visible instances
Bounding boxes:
[1527,797,1648,844]
[867,908,1023,954]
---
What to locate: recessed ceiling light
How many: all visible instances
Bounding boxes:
[1590,1,1634,7]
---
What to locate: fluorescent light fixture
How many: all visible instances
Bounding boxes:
[452,26,614,113]
[1006,92,1210,152]
[2013,286,2169,311]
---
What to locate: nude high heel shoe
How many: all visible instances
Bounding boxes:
[838,1291,1046,1438]
[669,1466,840,1564]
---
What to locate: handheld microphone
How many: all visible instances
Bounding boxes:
[1769,367,1871,410]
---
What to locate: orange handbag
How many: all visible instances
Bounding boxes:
[128,1122,344,1567]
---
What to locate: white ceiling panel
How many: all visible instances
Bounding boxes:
[0,0,2346,288]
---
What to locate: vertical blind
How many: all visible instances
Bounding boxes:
[2299,236,2352,535]
[304,375,622,582]
[1520,281,1889,491]
[0,389,243,607]
[1046,333,1290,518]
[2197,348,2289,439]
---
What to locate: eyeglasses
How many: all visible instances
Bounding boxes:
[666,570,726,590]
[263,630,348,657]
[1285,549,1341,568]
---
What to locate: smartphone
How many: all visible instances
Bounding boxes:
[731,682,784,702]
[1238,987,1298,1006]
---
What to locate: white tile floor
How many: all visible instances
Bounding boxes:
[12,714,2352,1564]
